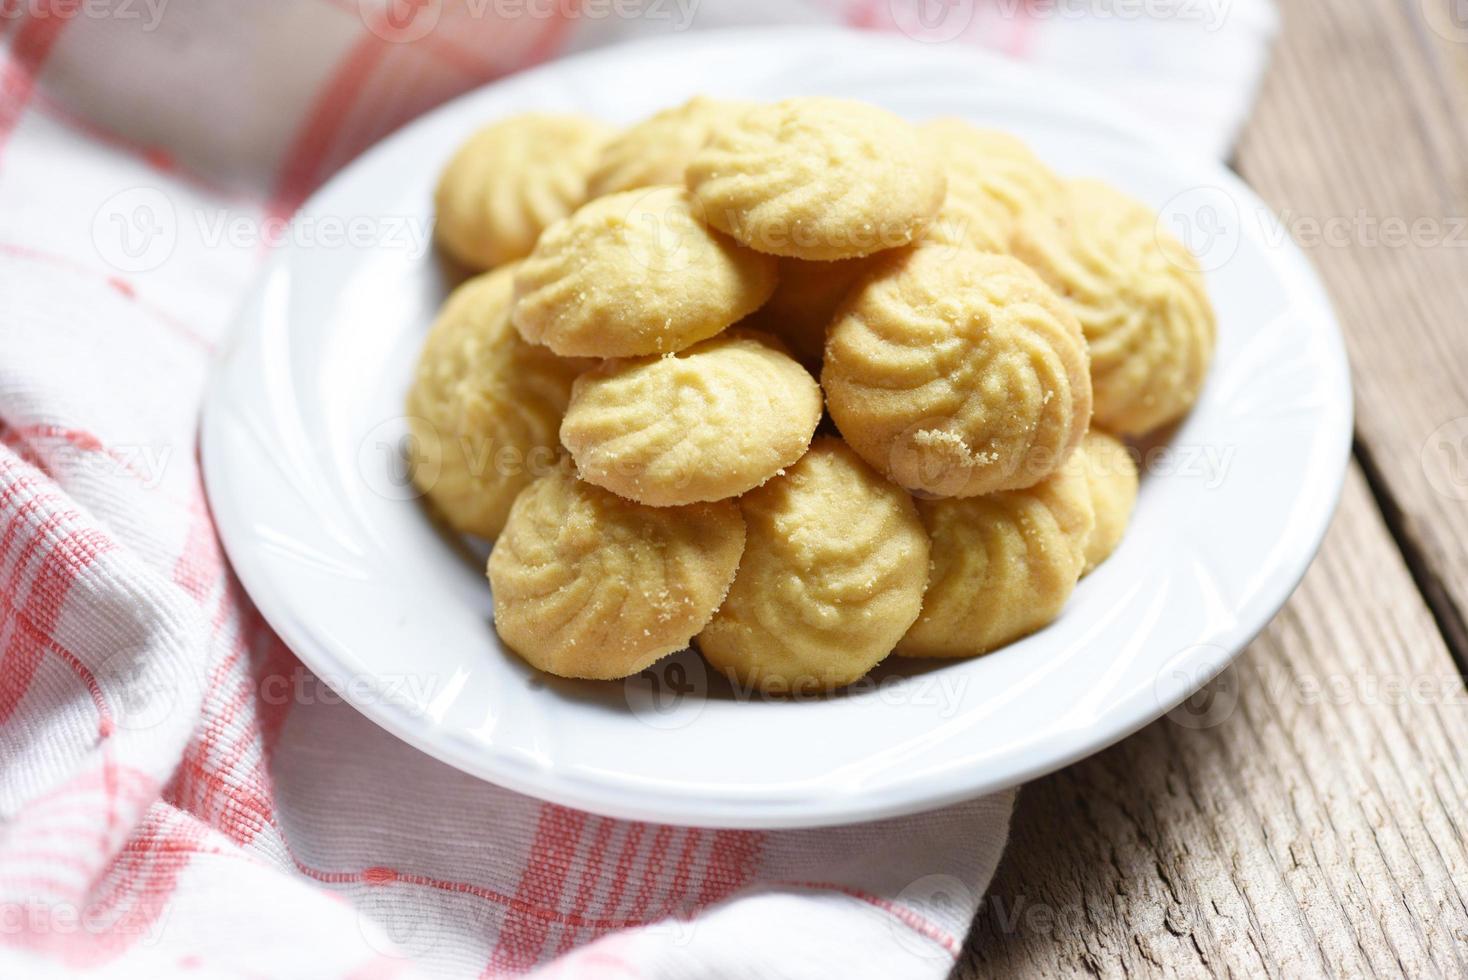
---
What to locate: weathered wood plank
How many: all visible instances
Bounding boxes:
[1233,0,1468,660]
[956,467,1468,978]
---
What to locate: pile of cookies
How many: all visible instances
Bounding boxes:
[409,95,1216,695]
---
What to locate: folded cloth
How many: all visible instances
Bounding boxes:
[0,1,1274,976]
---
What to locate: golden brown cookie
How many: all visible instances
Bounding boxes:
[406,265,590,539]
[750,219,1016,373]
[561,332,823,506]
[823,245,1092,498]
[921,119,1065,226]
[1010,179,1217,435]
[1077,430,1139,574]
[586,96,748,198]
[512,185,778,357]
[434,113,613,270]
[488,464,745,680]
[698,438,930,693]
[896,461,1095,659]
[745,257,873,370]
[686,97,947,261]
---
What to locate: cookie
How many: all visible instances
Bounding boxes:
[745,257,872,370]
[586,96,746,199]
[698,438,930,693]
[561,331,823,506]
[512,185,778,357]
[434,113,613,270]
[1010,179,1217,435]
[921,187,1015,256]
[488,464,745,680]
[823,245,1092,498]
[1077,430,1139,574]
[921,119,1064,225]
[686,97,947,261]
[749,219,1013,373]
[406,265,590,539]
[896,461,1095,659]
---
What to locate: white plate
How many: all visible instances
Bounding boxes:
[201,28,1353,829]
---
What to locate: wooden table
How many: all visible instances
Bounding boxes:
[955,1,1468,975]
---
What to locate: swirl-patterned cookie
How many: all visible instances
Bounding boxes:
[488,465,745,680]
[434,113,613,270]
[1077,430,1139,574]
[686,97,947,261]
[746,257,872,370]
[406,265,590,539]
[512,185,778,357]
[823,245,1092,498]
[748,211,1016,372]
[921,188,1015,256]
[1011,179,1217,435]
[698,438,930,693]
[896,461,1095,659]
[921,119,1064,226]
[561,332,823,506]
[586,96,747,198]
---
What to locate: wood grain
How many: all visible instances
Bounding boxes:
[1233,0,1468,660]
[957,468,1468,978]
[954,1,1468,975]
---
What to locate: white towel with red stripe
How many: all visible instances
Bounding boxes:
[0,2,1275,976]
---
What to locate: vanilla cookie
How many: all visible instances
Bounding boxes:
[488,465,745,680]
[586,96,747,198]
[562,332,823,506]
[897,462,1095,659]
[407,265,590,539]
[434,113,613,269]
[746,257,873,370]
[1077,430,1139,574]
[1011,179,1217,435]
[921,119,1064,226]
[921,187,1015,255]
[749,208,1010,372]
[512,185,778,357]
[698,438,930,693]
[687,97,946,261]
[823,246,1092,498]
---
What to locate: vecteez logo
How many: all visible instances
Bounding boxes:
[92,187,178,273]
[888,0,977,43]
[360,0,442,42]
[1422,417,1468,502]
[1422,0,1468,42]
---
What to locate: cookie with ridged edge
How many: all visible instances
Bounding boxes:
[1011,178,1217,435]
[512,185,778,357]
[823,245,1092,498]
[1077,430,1139,574]
[744,257,873,371]
[896,460,1095,659]
[434,113,613,270]
[748,211,1014,373]
[406,264,591,540]
[749,198,1015,372]
[586,96,750,199]
[921,119,1065,227]
[698,438,930,693]
[561,331,823,506]
[921,188,1015,256]
[488,464,745,680]
[687,97,947,261]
